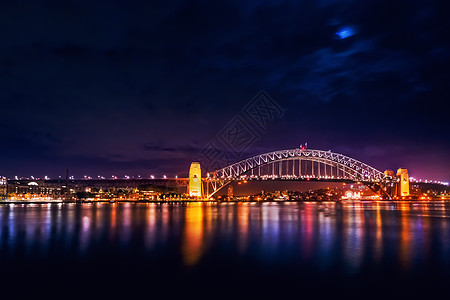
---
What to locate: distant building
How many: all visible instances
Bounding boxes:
[384,170,395,178]
[6,180,66,200]
[227,185,233,199]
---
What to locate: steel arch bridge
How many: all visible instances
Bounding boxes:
[205,148,389,198]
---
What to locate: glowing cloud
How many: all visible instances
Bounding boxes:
[337,26,355,39]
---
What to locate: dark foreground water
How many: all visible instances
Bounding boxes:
[1,201,450,299]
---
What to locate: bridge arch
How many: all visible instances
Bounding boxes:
[206,149,388,197]
[214,149,386,182]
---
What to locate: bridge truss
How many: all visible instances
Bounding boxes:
[205,149,388,198]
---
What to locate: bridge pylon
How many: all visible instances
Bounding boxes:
[0,176,7,200]
[188,162,203,198]
[396,168,410,197]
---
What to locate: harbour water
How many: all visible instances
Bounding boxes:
[1,201,450,298]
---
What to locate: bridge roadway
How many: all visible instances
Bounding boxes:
[9,178,187,191]
[10,177,357,189]
[9,177,368,192]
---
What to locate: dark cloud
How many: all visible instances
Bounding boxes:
[0,0,448,180]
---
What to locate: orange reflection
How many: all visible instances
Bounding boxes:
[237,202,249,253]
[161,203,169,237]
[183,203,204,266]
[374,202,383,262]
[203,203,214,251]
[109,203,117,241]
[95,203,102,233]
[399,202,412,270]
[145,203,157,249]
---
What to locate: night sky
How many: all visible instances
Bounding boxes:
[1,0,449,181]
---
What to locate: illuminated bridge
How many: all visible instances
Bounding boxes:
[204,148,390,198]
[9,149,445,201]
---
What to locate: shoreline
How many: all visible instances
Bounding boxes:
[1,199,449,205]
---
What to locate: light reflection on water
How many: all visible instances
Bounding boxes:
[183,203,204,266]
[1,201,450,281]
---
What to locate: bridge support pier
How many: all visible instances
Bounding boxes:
[396,168,410,197]
[189,162,203,198]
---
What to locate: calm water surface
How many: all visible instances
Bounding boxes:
[1,201,450,298]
